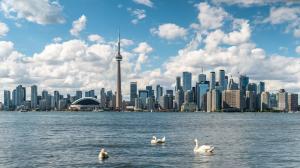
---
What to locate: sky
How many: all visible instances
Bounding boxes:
[0,0,300,100]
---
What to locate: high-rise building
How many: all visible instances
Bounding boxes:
[130,82,137,105]
[31,85,38,110]
[146,85,154,97]
[54,90,60,109]
[76,90,82,100]
[207,89,221,112]
[12,89,16,108]
[247,83,257,93]
[239,75,249,92]
[156,85,163,101]
[138,90,148,109]
[175,89,184,111]
[261,91,270,111]
[100,88,106,108]
[182,72,192,91]
[196,82,209,111]
[246,91,257,111]
[115,33,123,111]
[85,90,95,98]
[288,93,298,112]
[198,74,206,83]
[218,70,225,90]
[166,90,173,96]
[4,90,10,110]
[209,72,216,90]
[16,85,25,107]
[257,82,265,94]
[222,90,243,111]
[278,89,288,111]
[175,76,181,91]
[227,77,239,90]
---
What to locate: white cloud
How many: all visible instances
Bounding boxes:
[223,19,251,45]
[133,0,153,7]
[264,6,300,38]
[133,42,153,71]
[121,39,134,46]
[151,23,187,40]
[296,46,300,54]
[197,2,228,30]
[53,37,62,43]
[70,15,87,37]
[0,22,9,37]
[212,0,286,7]
[88,34,104,43]
[0,0,65,25]
[128,8,146,24]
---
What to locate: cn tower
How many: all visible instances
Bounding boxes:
[115,32,122,111]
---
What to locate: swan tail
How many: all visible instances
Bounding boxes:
[162,136,165,142]
[208,147,214,152]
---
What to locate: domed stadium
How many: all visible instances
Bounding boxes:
[69,97,101,111]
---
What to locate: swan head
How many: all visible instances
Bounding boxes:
[194,139,198,143]
[152,136,156,140]
[100,148,105,153]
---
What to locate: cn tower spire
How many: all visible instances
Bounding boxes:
[115,31,122,111]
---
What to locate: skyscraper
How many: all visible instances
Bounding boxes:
[218,70,225,90]
[209,72,216,90]
[130,82,137,104]
[100,88,106,108]
[76,90,82,100]
[288,93,298,112]
[175,76,181,91]
[257,82,265,94]
[115,33,123,111]
[54,90,60,109]
[239,75,249,92]
[278,89,288,111]
[146,85,154,97]
[4,90,11,110]
[182,72,192,91]
[261,91,270,111]
[198,74,206,83]
[196,82,209,111]
[156,85,163,101]
[31,85,38,110]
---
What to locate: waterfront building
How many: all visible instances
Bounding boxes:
[209,72,216,90]
[207,89,221,112]
[85,90,95,98]
[156,85,163,101]
[183,72,192,91]
[257,82,265,94]
[175,89,184,111]
[288,93,298,112]
[4,90,10,110]
[246,91,257,111]
[31,85,38,110]
[227,77,239,90]
[218,70,226,90]
[239,75,249,92]
[138,90,148,109]
[146,97,155,111]
[225,76,228,89]
[54,90,60,109]
[269,93,277,109]
[146,85,154,97]
[222,90,243,112]
[76,90,82,100]
[247,83,257,93]
[115,33,123,111]
[278,89,288,111]
[176,76,181,91]
[261,91,270,111]
[16,85,25,107]
[181,90,196,112]
[196,82,209,111]
[58,99,67,111]
[198,73,206,83]
[69,97,101,111]
[130,82,137,105]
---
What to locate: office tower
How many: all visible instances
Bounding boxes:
[4,90,10,110]
[115,33,123,111]
[175,76,181,91]
[130,82,137,104]
[31,85,38,110]
[225,76,228,89]
[278,89,288,111]
[42,90,48,99]
[100,88,106,108]
[207,89,221,112]
[288,93,298,112]
[257,82,265,94]
[12,89,16,108]
[156,85,163,101]
[218,70,225,90]
[16,85,25,107]
[159,95,173,110]
[246,91,257,111]
[269,93,277,109]
[184,90,193,103]
[261,91,270,111]
[198,74,206,83]
[76,90,82,100]
[247,83,257,93]
[181,90,196,112]
[182,72,192,91]
[227,77,239,90]
[209,72,216,90]
[146,85,154,97]
[85,90,95,98]
[175,89,184,111]
[197,82,209,111]
[58,99,67,111]
[166,90,173,96]
[146,97,155,111]
[139,90,148,109]
[239,75,249,92]
[54,90,60,109]
[222,90,244,112]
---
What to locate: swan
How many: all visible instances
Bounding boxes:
[151,136,165,144]
[193,139,214,154]
[98,148,109,160]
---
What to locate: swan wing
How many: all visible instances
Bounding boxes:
[200,145,214,152]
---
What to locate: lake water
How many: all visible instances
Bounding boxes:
[0,112,300,168]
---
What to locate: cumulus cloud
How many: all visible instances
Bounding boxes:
[0,22,9,37]
[264,6,300,38]
[151,23,187,40]
[133,42,153,71]
[70,15,87,37]
[121,39,134,46]
[0,0,65,25]
[133,0,153,7]
[197,2,228,30]
[296,46,300,54]
[88,34,104,43]
[53,37,62,43]
[212,0,287,7]
[128,8,146,24]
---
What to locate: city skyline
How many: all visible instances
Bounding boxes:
[0,0,300,101]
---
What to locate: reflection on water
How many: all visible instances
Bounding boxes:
[0,112,300,168]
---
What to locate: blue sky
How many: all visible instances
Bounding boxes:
[0,0,300,98]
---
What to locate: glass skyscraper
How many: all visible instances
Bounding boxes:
[183,72,192,91]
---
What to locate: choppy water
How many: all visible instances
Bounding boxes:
[0,112,300,168]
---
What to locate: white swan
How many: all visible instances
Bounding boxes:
[151,136,166,144]
[98,148,109,160]
[194,139,214,153]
